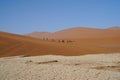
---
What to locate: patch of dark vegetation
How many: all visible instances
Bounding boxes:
[94,65,120,72]
[25,60,33,64]
[25,60,58,65]
[19,55,30,57]
[35,60,58,64]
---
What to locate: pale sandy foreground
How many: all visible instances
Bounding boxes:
[0,53,120,80]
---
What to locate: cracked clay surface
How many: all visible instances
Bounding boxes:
[0,53,120,80]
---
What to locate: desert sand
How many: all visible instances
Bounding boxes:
[0,27,120,80]
[27,26,120,39]
[0,53,120,80]
[0,27,120,57]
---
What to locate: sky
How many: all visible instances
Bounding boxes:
[0,0,120,34]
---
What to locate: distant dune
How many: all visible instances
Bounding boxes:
[107,26,120,30]
[27,32,52,39]
[0,26,120,57]
[27,26,120,39]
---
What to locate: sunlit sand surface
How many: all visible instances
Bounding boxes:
[0,53,120,80]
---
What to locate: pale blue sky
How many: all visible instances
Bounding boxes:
[0,0,120,34]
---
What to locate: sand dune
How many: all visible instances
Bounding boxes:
[27,26,120,39]
[0,32,82,57]
[0,27,120,79]
[27,32,52,39]
[0,53,119,80]
[0,26,120,57]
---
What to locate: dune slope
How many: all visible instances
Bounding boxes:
[0,27,120,57]
[26,27,120,55]
[0,32,80,57]
[27,27,120,39]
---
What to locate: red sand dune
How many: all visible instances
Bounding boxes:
[0,32,81,57]
[0,26,120,57]
[27,26,120,39]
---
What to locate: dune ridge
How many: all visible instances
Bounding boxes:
[27,26,120,39]
[0,26,120,57]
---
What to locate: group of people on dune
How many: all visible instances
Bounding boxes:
[42,38,75,43]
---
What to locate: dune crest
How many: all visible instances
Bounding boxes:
[0,26,120,57]
[27,26,120,39]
